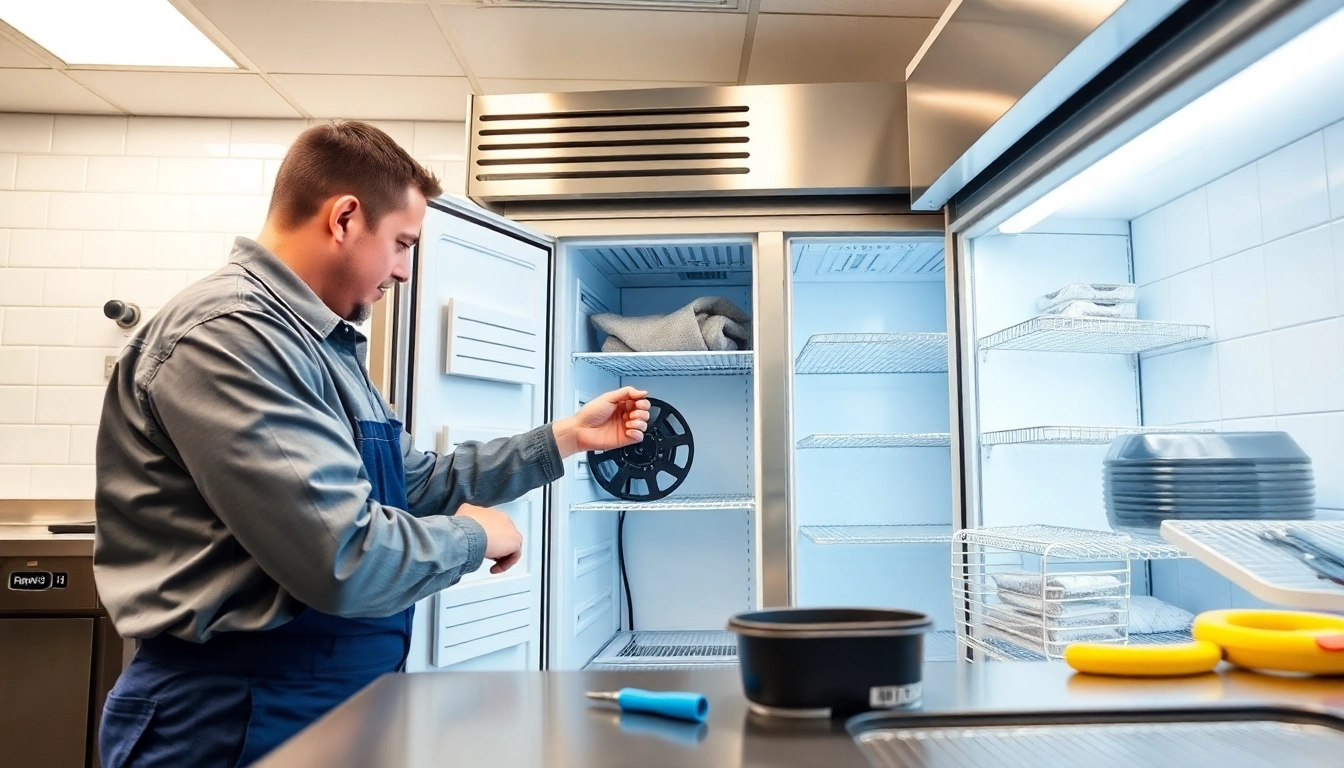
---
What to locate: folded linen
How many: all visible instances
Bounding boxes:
[591,296,752,353]
[990,571,1126,600]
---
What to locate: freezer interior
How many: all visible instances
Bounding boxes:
[549,238,757,671]
[959,5,1344,659]
[787,237,955,645]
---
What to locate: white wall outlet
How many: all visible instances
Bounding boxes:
[104,355,116,381]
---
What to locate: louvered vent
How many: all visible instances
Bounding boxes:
[793,241,945,281]
[474,104,751,184]
[469,83,909,202]
[575,243,750,287]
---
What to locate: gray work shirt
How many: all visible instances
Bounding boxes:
[94,237,563,643]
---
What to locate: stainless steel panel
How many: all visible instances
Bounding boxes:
[0,618,94,768]
[753,231,792,608]
[948,0,1339,236]
[0,555,98,610]
[0,499,94,525]
[906,0,1157,210]
[469,83,909,202]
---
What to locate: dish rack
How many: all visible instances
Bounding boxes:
[952,525,1190,661]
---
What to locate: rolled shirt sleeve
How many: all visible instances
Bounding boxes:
[402,425,564,518]
[148,311,491,619]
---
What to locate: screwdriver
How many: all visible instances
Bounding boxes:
[585,688,709,723]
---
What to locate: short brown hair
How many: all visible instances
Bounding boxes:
[268,121,442,231]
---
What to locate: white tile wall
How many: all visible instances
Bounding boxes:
[1257,133,1331,243]
[1135,116,1344,519]
[1264,224,1337,329]
[0,112,467,497]
[0,154,16,190]
[1327,121,1344,217]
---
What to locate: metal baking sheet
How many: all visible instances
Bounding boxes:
[846,707,1344,768]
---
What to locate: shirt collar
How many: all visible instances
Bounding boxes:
[229,237,344,340]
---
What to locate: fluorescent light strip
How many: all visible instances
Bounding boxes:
[999,5,1344,234]
[0,0,234,68]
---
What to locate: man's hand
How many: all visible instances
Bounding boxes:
[553,387,651,459]
[455,504,523,574]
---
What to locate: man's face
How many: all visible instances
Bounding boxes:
[336,186,426,324]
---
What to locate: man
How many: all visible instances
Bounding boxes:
[94,121,650,767]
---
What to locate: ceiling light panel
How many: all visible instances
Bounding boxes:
[0,0,235,68]
[483,0,748,10]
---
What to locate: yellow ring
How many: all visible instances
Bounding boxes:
[1193,609,1344,675]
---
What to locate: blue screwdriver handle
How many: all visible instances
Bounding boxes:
[617,688,709,723]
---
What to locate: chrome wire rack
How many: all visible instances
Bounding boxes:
[978,317,1209,354]
[573,351,753,377]
[981,425,1213,446]
[571,494,754,513]
[795,333,948,374]
[800,525,953,545]
[589,630,738,667]
[797,433,952,449]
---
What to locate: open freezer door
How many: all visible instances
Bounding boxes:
[405,197,554,672]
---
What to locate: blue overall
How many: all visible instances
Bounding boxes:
[100,419,413,768]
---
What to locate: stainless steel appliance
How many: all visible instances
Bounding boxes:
[368,81,959,674]
[1,502,126,768]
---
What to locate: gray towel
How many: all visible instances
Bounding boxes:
[591,297,752,353]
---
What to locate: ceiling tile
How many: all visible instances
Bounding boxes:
[273,75,472,121]
[0,70,119,114]
[480,79,724,96]
[0,35,47,68]
[747,14,936,84]
[66,71,300,118]
[441,6,747,82]
[760,0,950,16]
[188,0,462,76]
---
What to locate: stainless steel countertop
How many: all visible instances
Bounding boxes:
[0,524,95,557]
[257,662,1344,768]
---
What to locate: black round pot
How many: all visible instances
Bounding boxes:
[727,607,931,718]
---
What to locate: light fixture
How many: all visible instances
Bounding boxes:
[998,4,1344,234]
[0,0,234,68]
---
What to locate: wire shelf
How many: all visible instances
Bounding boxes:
[854,719,1344,768]
[1161,521,1344,611]
[584,661,738,671]
[1127,628,1194,645]
[978,317,1209,354]
[981,426,1214,446]
[573,351,753,377]
[795,333,948,374]
[590,630,738,666]
[798,433,952,449]
[570,494,754,513]
[957,525,1190,561]
[801,524,954,545]
[925,630,960,662]
[962,633,1047,662]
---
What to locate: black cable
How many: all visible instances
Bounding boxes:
[618,510,634,631]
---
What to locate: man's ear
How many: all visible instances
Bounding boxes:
[329,195,360,242]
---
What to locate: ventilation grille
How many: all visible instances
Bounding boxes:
[576,243,749,278]
[474,103,752,184]
[794,241,945,281]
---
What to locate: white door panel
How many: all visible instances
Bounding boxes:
[407,201,552,672]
